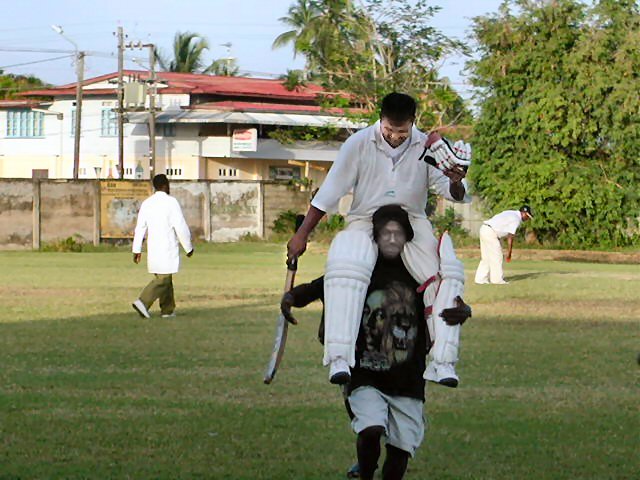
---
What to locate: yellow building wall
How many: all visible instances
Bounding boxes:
[204,157,329,187]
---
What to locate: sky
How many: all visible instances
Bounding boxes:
[0,0,504,100]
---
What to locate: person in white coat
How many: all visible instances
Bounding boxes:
[132,174,193,318]
[474,205,533,285]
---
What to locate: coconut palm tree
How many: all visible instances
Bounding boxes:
[205,58,241,76]
[272,0,321,55]
[156,32,210,73]
[273,0,367,78]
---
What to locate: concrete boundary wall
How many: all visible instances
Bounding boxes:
[0,180,33,248]
[0,179,310,249]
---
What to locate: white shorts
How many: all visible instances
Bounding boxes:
[348,386,426,457]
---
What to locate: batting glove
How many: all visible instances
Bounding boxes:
[423,137,472,172]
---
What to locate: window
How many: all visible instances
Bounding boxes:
[166,167,183,177]
[269,166,300,180]
[125,167,134,175]
[159,124,176,137]
[70,109,76,136]
[101,109,117,136]
[218,167,239,178]
[6,110,44,137]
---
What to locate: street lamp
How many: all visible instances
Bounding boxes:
[51,24,84,180]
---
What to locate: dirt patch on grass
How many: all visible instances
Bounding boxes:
[472,298,640,321]
[458,248,640,264]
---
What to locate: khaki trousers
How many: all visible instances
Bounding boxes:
[139,274,175,315]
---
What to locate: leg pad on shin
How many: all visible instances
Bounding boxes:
[324,230,376,366]
[429,232,465,364]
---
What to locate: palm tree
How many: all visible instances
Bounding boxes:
[279,69,307,91]
[204,58,241,77]
[273,0,366,78]
[272,0,321,56]
[156,32,210,73]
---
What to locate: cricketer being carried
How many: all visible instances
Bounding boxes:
[287,92,473,387]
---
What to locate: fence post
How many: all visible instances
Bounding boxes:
[203,181,211,242]
[93,180,101,246]
[260,181,265,239]
[32,179,41,250]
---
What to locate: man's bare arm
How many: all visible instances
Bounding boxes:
[506,234,515,261]
[287,205,326,260]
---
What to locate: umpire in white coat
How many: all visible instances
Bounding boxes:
[132,174,193,318]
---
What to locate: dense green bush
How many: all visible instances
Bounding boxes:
[272,210,300,234]
[469,0,640,248]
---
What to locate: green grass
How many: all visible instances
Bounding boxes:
[0,243,638,479]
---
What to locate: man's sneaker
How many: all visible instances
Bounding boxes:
[425,361,459,388]
[161,312,176,318]
[346,462,360,478]
[132,299,150,319]
[329,358,351,385]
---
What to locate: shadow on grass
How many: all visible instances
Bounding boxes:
[506,271,572,282]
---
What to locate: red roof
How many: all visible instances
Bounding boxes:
[0,99,46,108]
[191,100,363,115]
[20,71,326,102]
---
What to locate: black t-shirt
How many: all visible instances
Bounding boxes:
[348,256,429,401]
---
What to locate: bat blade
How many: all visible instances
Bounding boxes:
[263,313,289,384]
[263,214,303,385]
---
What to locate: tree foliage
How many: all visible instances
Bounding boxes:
[0,71,46,99]
[274,0,472,130]
[469,0,640,248]
[156,32,210,73]
[156,32,240,76]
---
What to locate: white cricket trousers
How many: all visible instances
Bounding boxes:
[474,224,505,284]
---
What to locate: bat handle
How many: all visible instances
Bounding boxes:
[286,256,298,272]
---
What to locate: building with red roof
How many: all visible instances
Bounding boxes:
[0,71,365,181]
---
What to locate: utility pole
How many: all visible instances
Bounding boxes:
[125,40,157,179]
[117,27,125,179]
[73,52,84,179]
[52,25,84,179]
[148,43,156,178]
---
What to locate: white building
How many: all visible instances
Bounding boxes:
[0,71,362,183]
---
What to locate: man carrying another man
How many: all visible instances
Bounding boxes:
[287,92,472,387]
[282,205,471,480]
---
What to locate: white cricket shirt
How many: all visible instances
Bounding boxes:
[311,120,470,221]
[484,210,522,238]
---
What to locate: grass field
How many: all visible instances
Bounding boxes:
[0,243,638,479]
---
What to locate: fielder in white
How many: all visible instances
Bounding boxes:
[474,205,533,285]
[287,92,472,387]
[132,174,193,318]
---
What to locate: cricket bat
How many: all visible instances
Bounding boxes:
[263,214,305,385]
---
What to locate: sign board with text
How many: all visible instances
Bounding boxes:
[100,181,152,238]
[232,128,258,152]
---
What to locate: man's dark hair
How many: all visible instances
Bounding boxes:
[372,204,414,242]
[380,92,417,123]
[152,174,170,190]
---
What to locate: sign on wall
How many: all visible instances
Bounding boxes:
[231,128,258,152]
[100,181,152,238]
